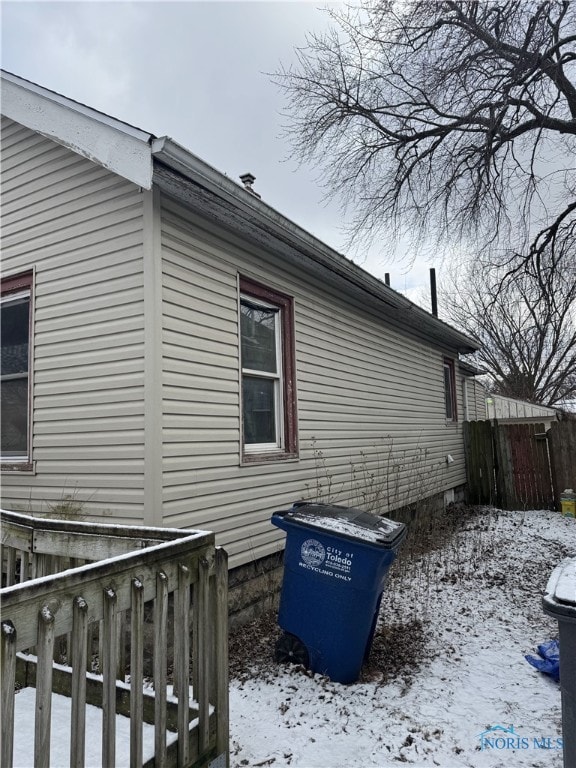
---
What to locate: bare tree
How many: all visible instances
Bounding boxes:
[275,1,576,276]
[441,256,576,407]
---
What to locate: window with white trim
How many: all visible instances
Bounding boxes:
[1,272,33,463]
[239,277,297,460]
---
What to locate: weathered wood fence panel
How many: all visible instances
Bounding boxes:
[465,420,575,510]
[463,421,495,505]
[0,510,230,768]
[495,423,552,510]
[548,421,576,508]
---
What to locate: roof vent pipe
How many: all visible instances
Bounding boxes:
[384,273,390,286]
[239,172,261,199]
[430,268,438,317]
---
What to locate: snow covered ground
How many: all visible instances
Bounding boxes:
[13,687,158,767]
[229,507,575,767]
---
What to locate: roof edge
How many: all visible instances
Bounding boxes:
[153,138,479,354]
[1,70,154,188]
[1,71,480,354]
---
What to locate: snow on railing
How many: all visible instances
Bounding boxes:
[0,509,229,768]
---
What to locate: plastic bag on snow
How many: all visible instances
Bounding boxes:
[525,639,560,681]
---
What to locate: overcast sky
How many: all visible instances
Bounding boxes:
[2,1,437,304]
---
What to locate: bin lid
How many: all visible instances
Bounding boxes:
[274,502,406,547]
[542,557,576,621]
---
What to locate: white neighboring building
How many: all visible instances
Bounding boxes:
[486,394,557,427]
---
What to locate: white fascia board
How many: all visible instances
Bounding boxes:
[1,73,153,189]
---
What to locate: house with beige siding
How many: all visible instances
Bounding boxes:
[1,71,481,578]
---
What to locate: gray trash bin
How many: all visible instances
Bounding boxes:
[543,557,576,768]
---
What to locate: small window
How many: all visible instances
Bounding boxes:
[443,358,457,421]
[1,272,33,463]
[239,277,297,461]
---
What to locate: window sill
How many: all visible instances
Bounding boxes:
[1,462,35,474]
[241,451,299,466]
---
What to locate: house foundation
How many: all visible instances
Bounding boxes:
[227,485,468,626]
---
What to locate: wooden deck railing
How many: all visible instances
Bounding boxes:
[0,509,229,768]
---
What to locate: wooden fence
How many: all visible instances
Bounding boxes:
[0,510,229,768]
[464,420,576,510]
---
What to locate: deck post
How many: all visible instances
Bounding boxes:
[197,557,210,754]
[214,547,230,766]
[130,578,144,768]
[6,547,16,587]
[154,571,169,767]
[70,597,88,768]
[35,603,57,768]
[102,587,118,768]
[175,564,191,768]
[1,620,17,768]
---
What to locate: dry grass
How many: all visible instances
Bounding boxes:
[229,504,499,685]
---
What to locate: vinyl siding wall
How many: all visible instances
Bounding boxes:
[160,199,469,567]
[0,120,472,559]
[0,118,146,520]
[463,377,487,421]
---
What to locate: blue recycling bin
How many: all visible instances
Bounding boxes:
[272,501,407,684]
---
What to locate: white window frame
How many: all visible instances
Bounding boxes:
[240,293,285,454]
[1,280,32,464]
